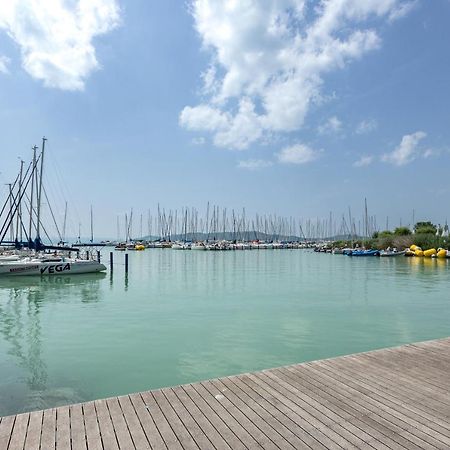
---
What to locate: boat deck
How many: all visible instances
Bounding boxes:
[1,337,450,449]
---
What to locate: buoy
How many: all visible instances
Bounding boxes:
[423,248,437,257]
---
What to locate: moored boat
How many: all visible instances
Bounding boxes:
[0,257,106,276]
[379,250,406,257]
[348,249,380,257]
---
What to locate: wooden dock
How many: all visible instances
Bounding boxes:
[1,337,450,449]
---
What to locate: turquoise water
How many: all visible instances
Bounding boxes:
[0,249,449,416]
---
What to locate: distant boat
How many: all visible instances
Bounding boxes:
[349,249,380,257]
[379,250,406,257]
[191,242,206,250]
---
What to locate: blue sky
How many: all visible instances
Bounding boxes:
[0,0,449,238]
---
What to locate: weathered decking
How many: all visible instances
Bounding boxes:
[1,338,450,449]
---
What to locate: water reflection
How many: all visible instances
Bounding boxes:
[0,273,106,414]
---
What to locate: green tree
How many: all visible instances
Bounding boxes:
[414,221,437,234]
[394,227,411,236]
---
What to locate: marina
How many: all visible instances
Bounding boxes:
[0,248,449,418]
[1,337,450,449]
[1,2,450,448]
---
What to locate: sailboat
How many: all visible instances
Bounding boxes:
[0,138,106,276]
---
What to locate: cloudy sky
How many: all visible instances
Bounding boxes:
[0,0,449,238]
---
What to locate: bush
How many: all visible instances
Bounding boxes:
[413,233,440,250]
[414,221,437,235]
[394,227,411,236]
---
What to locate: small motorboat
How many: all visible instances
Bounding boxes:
[348,249,380,257]
[379,250,406,257]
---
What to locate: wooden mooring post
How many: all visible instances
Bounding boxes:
[109,251,113,270]
[125,253,129,273]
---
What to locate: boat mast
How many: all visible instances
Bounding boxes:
[15,159,24,242]
[7,183,14,241]
[36,137,47,242]
[62,201,68,244]
[28,145,37,242]
[90,205,93,243]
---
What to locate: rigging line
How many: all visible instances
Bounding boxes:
[0,159,36,243]
[0,170,22,226]
[42,184,63,242]
[46,144,82,236]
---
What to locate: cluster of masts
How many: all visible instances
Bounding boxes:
[114,200,389,245]
[1,138,80,253]
[0,137,58,251]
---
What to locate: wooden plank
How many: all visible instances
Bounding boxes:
[266,369,392,450]
[7,413,28,450]
[180,384,247,450]
[252,371,366,450]
[231,375,327,450]
[333,353,450,418]
[162,388,215,450]
[140,390,183,450]
[202,379,282,449]
[118,395,151,449]
[1,337,450,450]
[105,397,135,450]
[0,415,15,450]
[306,361,441,450]
[221,376,313,450]
[308,361,450,449]
[320,357,450,439]
[40,408,56,450]
[128,393,167,450]
[170,385,232,450]
[277,365,424,450]
[152,389,199,450]
[69,403,87,450]
[241,373,341,449]
[82,401,102,450]
[24,411,43,450]
[190,382,259,449]
[357,350,450,395]
[288,363,436,450]
[94,399,120,450]
[56,406,70,450]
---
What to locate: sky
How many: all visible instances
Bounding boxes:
[0,0,449,239]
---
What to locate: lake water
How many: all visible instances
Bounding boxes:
[0,249,449,416]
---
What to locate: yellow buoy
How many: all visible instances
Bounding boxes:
[423,248,437,257]
[135,244,145,251]
[410,244,418,251]
[415,249,424,257]
[437,249,447,258]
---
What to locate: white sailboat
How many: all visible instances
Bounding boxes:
[0,138,106,276]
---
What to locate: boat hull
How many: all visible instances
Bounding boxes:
[0,260,106,276]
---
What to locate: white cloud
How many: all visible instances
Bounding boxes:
[237,159,273,170]
[0,0,120,90]
[353,155,373,167]
[355,119,377,134]
[276,144,320,165]
[382,131,427,166]
[388,0,418,22]
[180,104,230,131]
[318,116,342,134]
[0,56,10,73]
[182,0,413,149]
